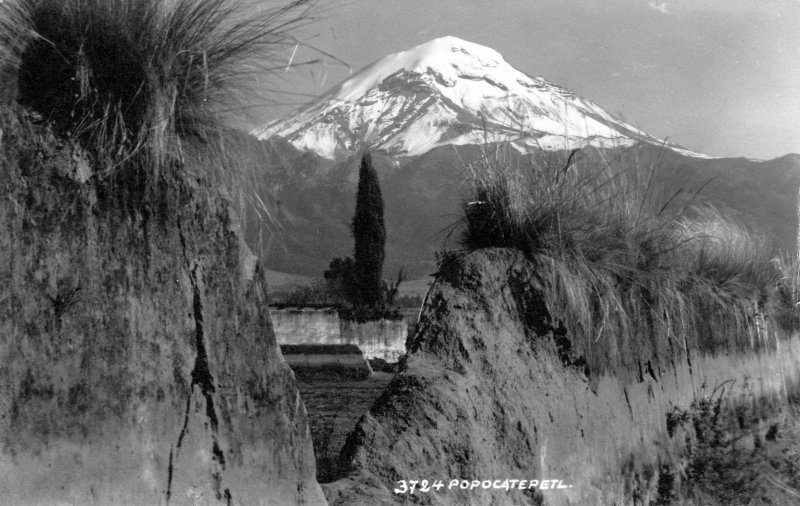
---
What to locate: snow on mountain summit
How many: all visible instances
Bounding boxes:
[333,36,512,102]
[254,36,701,160]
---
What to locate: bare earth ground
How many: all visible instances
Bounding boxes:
[297,372,395,483]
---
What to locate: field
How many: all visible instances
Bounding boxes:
[297,372,395,483]
[397,276,435,299]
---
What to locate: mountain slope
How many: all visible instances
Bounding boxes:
[243,38,798,280]
[240,130,800,280]
[254,36,703,160]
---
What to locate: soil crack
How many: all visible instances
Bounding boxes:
[165,263,230,505]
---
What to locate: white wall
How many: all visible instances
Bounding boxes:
[270,308,407,361]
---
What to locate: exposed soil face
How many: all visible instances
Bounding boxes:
[323,248,800,505]
[0,108,325,505]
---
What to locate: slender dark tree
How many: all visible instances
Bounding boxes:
[351,152,386,308]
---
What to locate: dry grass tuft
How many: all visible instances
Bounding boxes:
[0,0,314,208]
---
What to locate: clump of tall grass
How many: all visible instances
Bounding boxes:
[769,253,800,331]
[679,206,780,304]
[0,0,313,195]
[460,145,795,375]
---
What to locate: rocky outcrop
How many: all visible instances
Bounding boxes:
[325,248,800,505]
[0,108,326,505]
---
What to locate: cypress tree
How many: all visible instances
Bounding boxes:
[351,152,385,309]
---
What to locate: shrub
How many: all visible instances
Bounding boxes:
[323,256,358,305]
[278,279,342,308]
[0,0,313,187]
[460,144,793,375]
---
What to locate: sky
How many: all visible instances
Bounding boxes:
[257,0,800,160]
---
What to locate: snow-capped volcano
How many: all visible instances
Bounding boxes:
[254,36,699,160]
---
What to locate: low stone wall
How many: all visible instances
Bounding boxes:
[281,344,373,381]
[340,319,407,362]
[270,308,407,362]
[270,308,341,345]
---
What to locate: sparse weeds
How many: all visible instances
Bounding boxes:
[663,385,800,506]
[460,144,795,373]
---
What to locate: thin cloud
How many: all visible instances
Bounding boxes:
[648,1,670,14]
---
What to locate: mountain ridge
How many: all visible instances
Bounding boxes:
[239,38,799,279]
[238,135,800,279]
[254,36,708,161]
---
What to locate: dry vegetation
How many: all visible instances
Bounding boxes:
[0,0,314,214]
[664,391,800,506]
[460,145,800,376]
[456,144,800,503]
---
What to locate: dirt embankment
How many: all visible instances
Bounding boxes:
[0,109,325,505]
[324,248,800,505]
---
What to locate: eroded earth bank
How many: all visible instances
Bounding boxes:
[0,109,325,505]
[324,249,800,505]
